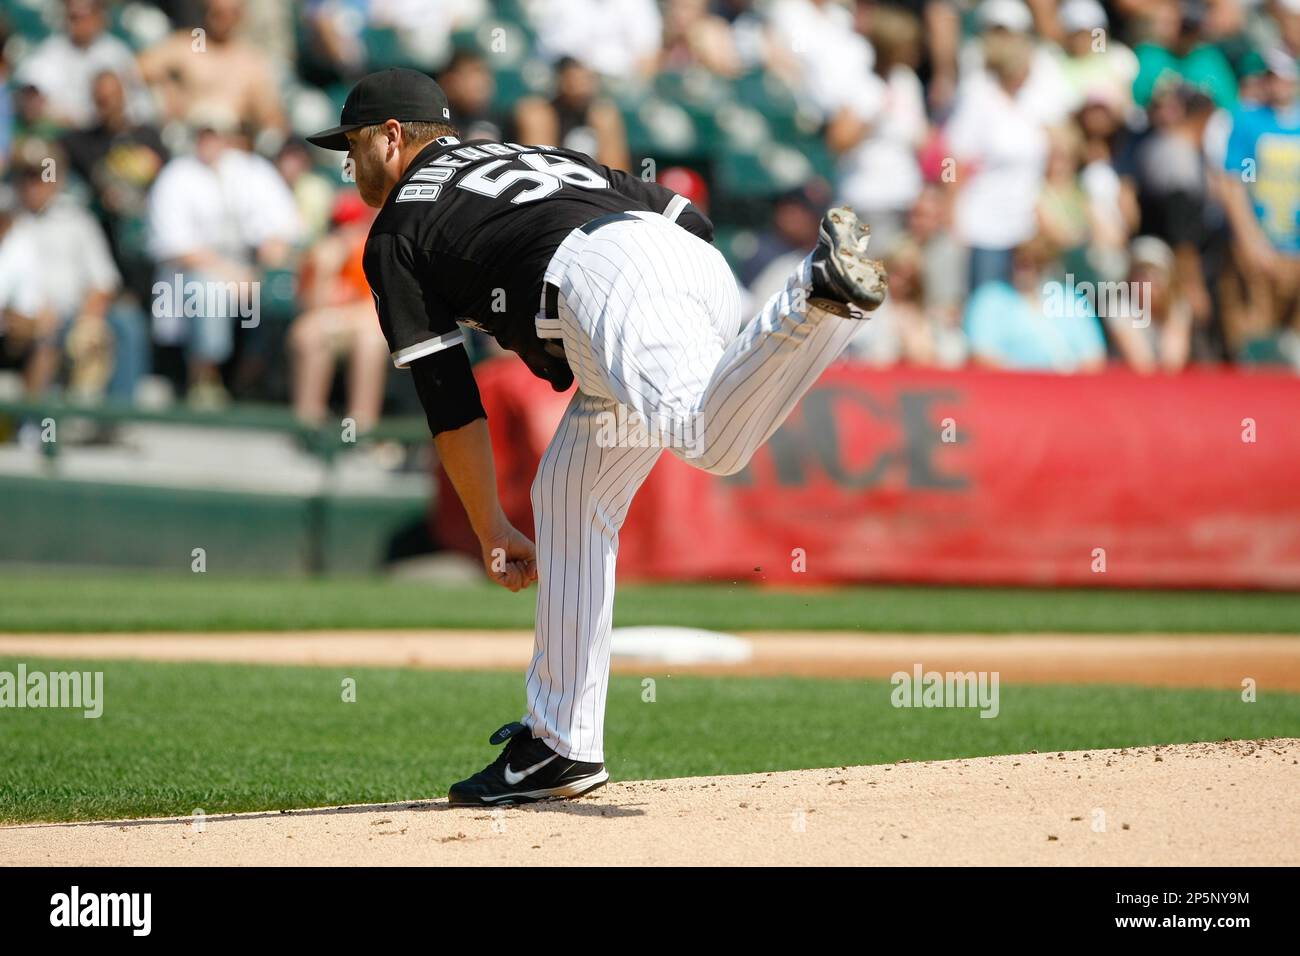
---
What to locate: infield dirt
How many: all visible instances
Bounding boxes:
[1,630,1297,688]
[2,739,1295,865]
[3,632,1296,865]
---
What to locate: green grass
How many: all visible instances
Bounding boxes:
[2,655,1297,824]
[2,571,1299,633]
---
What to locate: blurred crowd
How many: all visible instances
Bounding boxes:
[1,0,1299,431]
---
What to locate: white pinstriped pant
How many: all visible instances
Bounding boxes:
[524,211,861,762]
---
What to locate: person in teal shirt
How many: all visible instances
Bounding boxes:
[965,238,1107,372]
[1132,2,1238,109]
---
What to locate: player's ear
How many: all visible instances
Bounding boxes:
[384,119,403,158]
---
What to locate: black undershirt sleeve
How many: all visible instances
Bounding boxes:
[409,348,486,437]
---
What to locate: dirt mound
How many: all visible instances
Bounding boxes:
[4,739,1295,866]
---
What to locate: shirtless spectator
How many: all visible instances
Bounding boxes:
[138,0,286,140]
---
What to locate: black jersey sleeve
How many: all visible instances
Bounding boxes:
[603,165,715,243]
[363,230,486,435]
[363,231,461,366]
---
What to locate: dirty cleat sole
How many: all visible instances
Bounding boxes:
[809,207,888,317]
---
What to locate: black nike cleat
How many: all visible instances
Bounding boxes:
[809,206,888,317]
[446,722,609,806]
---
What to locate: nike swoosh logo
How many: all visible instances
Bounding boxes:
[503,754,558,786]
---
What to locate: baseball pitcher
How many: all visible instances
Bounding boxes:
[309,69,886,805]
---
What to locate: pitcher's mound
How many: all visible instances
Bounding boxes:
[4,739,1295,866]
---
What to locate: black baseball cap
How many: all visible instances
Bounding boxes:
[307,68,451,151]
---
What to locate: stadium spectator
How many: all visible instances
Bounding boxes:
[138,0,287,141]
[766,0,878,121]
[438,48,507,143]
[965,235,1107,372]
[827,3,927,253]
[3,0,1299,411]
[1132,0,1238,109]
[288,193,387,432]
[709,0,770,73]
[1076,92,1138,255]
[947,26,1051,291]
[1105,235,1194,372]
[61,70,168,305]
[15,0,150,130]
[1056,0,1140,114]
[738,178,831,310]
[12,83,61,141]
[1250,0,1300,59]
[514,57,631,171]
[660,0,743,77]
[298,0,369,82]
[146,108,301,405]
[1218,47,1300,362]
[11,140,148,400]
[0,19,16,165]
[1036,126,1092,262]
[299,0,486,81]
[906,182,968,328]
[869,0,963,118]
[1124,84,1218,327]
[0,185,54,393]
[275,137,336,242]
[528,0,663,81]
[1234,47,1275,108]
[958,0,1074,125]
[844,238,967,367]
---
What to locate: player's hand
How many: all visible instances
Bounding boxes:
[481,525,538,592]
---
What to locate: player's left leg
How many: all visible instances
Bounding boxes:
[445,389,660,805]
[521,391,664,762]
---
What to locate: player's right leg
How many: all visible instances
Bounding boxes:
[550,207,886,478]
[681,208,887,476]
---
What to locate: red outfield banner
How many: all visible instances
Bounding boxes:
[434,360,1300,589]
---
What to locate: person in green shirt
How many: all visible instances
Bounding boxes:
[1133,0,1238,109]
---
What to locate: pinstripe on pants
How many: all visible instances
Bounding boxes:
[525,211,862,761]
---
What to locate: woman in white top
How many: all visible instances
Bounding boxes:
[827,6,929,253]
[946,28,1051,291]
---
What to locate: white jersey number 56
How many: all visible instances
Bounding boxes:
[457,153,608,205]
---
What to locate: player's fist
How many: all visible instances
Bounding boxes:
[482,525,538,592]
